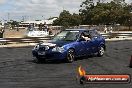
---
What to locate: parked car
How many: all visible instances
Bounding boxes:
[32,29,106,63]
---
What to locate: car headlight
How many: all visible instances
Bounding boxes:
[52,47,65,53]
[34,44,39,50]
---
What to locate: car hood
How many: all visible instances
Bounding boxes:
[40,40,72,47]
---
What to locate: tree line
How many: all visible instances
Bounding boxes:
[53,0,132,27]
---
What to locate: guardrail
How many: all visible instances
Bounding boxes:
[0,37,51,45]
[0,31,132,45]
[100,32,132,38]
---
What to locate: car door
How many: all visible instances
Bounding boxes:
[74,32,88,56]
[88,30,100,53]
[74,39,87,56]
[82,31,94,55]
[88,36,98,54]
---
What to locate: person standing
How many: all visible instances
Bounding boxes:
[109,26,113,33]
[0,28,4,38]
[39,23,43,31]
[48,28,53,35]
[16,23,19,31]
[43,22,48,31]
[104,25,108,33]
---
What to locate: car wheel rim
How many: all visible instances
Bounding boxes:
[68,50,74,62]
[100,47,104,56]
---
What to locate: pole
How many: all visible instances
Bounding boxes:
[8,13,10,22]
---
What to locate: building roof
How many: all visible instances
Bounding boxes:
[21,18,57,25]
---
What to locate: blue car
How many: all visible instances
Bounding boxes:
[32,29,106,63]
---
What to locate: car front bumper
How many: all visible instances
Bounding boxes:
[32,49,67,60]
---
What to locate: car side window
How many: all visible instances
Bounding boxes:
[84,31,91,38]
[79,31,91,41]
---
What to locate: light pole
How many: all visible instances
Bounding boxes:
[128,3,132,30]
[128,18,131,30]
[7,13,10,22]
[130,12,132,30]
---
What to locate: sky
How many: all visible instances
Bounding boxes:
[0,0,131,22]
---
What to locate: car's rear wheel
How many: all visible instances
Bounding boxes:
[97,46,105,57]
[66,49,75,63]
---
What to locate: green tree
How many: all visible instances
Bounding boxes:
[53,0,131,27]
[53,10,81,27]
[79,0,131,25]
[7,20,19,30]
[53,10,71,27]
[71,13,81,26]
[113,0,125,4]
[79,0,94,24]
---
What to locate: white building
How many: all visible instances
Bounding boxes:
[19,18,57,28]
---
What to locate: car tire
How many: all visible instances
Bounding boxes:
[66,49,75,63]
[35,56,46,63]
[97,46,105,57]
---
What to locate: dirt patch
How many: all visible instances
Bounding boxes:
[3,29,27,38]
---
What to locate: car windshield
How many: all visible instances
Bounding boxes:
[53,30,79,41]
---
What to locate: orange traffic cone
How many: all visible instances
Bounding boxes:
[129,55,132,68]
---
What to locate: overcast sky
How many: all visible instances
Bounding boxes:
[0,0,131,21]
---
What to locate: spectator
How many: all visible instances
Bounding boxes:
[39,23,43,31]
[104,25,108,33]
[109,26,113,33]
[48,28,53,35]
[28,23,35,31]
[28,23,32,31]
[0,28,4,38]
[16,23,19,31]
[43,22,48,31]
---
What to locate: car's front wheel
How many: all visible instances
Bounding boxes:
[34,56,45,63]
[97,46,105,57]
[66,49,75,63]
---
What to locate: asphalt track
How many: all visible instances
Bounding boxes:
[0,40,132,88]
